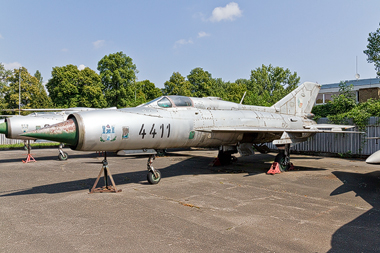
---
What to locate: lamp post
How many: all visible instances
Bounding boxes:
[19,67,21,115]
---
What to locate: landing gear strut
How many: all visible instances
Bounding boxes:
[274,144,291,171]
[58,143,68,161]
[217,146,237,165]
[90,151,121,193]
[147,154,161,184]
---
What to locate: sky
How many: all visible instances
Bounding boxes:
[1,1,380,89]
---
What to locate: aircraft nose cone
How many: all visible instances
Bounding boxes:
[0,122,7,135]
[366,150,380,164]
[21,119,78,146]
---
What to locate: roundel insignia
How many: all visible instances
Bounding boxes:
[297,98,303,108]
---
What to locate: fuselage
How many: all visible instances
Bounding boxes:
[67,96,316,151]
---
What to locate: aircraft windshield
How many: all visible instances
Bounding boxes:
[157,97,172,108]
[143,96,193,108]
[168,96,193,107]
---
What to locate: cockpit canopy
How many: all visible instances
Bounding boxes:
[142,96,193,108]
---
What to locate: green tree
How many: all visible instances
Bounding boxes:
[138,80,162,101]
[46,65,106,108]
[97,52,138,108]
[311,82,372,128]
[0,63,12,112]
[364,23,380,77]
[129,80,163,107]
[5,67,52,114]
[245,64,300,106]
[221,81,247,103]
[187,67,214,97]
[162,72,192,96]
[77,68,107,108]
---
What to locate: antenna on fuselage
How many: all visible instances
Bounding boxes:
[239,91,247,104]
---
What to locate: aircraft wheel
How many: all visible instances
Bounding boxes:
[147,170,161,184]
[58,152,68,161]
[274,153,289,171]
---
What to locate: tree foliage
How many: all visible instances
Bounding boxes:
[364,23,380,77]
[131,80,163,107]
[46,65,106,108]
[245,64,300,106]
[1,53,302,114]
[0,63,12,112]
[97,51,138,108]
[312,82,376,129]
[162,72,192,96]
[5,67,52,114]
[187,67,214,97]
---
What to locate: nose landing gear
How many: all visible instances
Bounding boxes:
[147,154,161,184]
[58,143,68,161]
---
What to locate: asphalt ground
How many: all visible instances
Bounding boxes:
[0,148,380,252]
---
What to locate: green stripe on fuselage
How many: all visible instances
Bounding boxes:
[0,122,7,135]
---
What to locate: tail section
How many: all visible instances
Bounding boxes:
[271,82,321,116]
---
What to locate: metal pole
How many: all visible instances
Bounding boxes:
[19,68,21,115]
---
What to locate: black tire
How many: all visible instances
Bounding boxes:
[58,152,68,161]
[147,170,161,184]
[274,153,289,171]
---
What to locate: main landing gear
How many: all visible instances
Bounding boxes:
[267,144,294,174]
[217,146,238,166]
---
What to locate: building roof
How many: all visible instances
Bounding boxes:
[320,77,380,90]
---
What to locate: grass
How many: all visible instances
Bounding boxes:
[0,142,60,150]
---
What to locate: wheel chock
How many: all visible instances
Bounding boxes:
[267,162,281,175]
[209,157,221,167]
[22,154,36,163]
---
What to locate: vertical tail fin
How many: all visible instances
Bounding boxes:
[271,82,321,116]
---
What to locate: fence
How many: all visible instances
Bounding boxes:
[0,134,23,145]
[265,117,380,156]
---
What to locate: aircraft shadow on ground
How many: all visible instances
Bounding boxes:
[328,170,380,252]
[0,152,326,197]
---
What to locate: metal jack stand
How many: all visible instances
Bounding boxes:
[90,151,121,193]
[22,140,36,163]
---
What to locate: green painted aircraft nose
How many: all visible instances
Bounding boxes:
[0,122,7,135]
[21,119,78,146]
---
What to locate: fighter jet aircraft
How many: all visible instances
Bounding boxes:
[0,108,116,161]
[22,82,357,186]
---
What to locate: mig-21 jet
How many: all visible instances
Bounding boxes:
[22,82,357,187]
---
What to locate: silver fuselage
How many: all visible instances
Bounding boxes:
[69,97,316,151]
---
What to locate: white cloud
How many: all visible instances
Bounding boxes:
[93,40,105,49]
[174,39,193,48]
[198,31,210,38]
[4,62,22,70]
[78,64,86,70]
[210,2,242,22]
